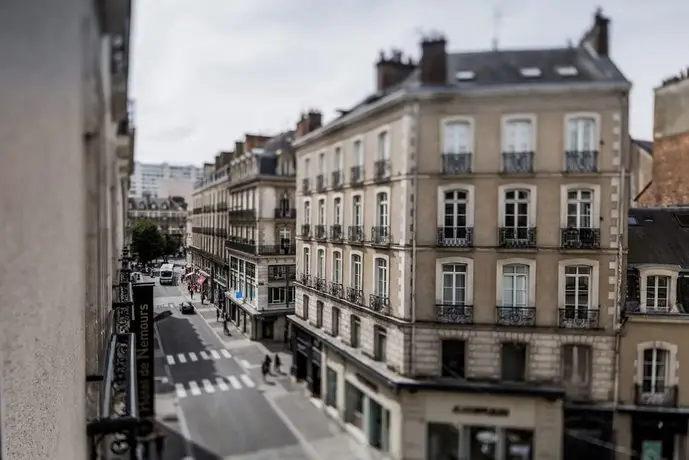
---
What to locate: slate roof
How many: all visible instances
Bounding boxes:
[249,130,295,176]
[628,208,689,267]
[128,195,187,211]
[632,139,653,155]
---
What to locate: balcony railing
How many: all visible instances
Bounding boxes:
[348,225,364,244]
[332,170,343,189]
[298,272,312,287]
[436,304,473,324]
[313,277,326,292]
[225,239,256,254]
[330,224,344,242]
[436,227,474,247]
[275,208,297,219]
[346,286,364,305]
[560,228,600,249]
[315,225,327,240]
[371,226,391,246]
[374,159,391,182]
[328,281,344,298]
[558,307,600,329]
[442,153,472,174]
[258,243,296,256]
[623,302,686,316]
[496,305,536,327]
[501,151,534,173]
[498,227,537,248]
[634,384,678,407]
[228,209,256,220]
[369,294,390,314]
[301,224,312,239]
[350,165,364,186]
[316,174,326,192]
[302,178,311,194]
[565,150,598,173]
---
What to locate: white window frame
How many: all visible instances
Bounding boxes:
[350,250,364,290]
[333,144,344,171]
[317,197,326,226]
[302,198,311,225]
[435,257,474,305]
[440,116,475,156]
[351,135,365,167]
[302,247,311,275]
[372,254,390,299]
[564,112,601,152]
[351,192,364,226]
[304,157,311,178]
[562,344,591,386]
[332,193,344,226]
[639,267,679,313]
[498,184,538,227]
[318,152,326,175]
[559,184,601,228]
[501,114,537,152]
[496,258,537,307]
[636,341,678,388]
[332,249,343,284]
[316,247,326,280]
[557,259,600,309]
[375,186,391,229]
[437,184,476,228]
[375,125,391,161]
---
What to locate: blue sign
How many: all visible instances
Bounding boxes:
[235,291,243,300]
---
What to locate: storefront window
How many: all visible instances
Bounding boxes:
[427,422,459,460]
[504,429,533,460]
[325,368,338,408]
[468,426,498,460]
[344,382,364,429]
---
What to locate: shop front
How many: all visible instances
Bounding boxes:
[563,406,614,460]
[292,323,322,397]
[617,408,689,460]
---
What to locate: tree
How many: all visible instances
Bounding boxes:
[131,220,164,265]
[163,234,181,257]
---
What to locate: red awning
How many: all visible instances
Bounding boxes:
[198,276,206,285]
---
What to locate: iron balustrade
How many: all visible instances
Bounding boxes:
[316,174,326,192]
[350,165,364,185]
[436,304,474,324]
[369,294,391,314]
[564,150,598,173]
[300,224,312,239]
[498,227,537,248]
[558,307,600,329]
[501,151,534,173]
[346,286,364,305]
[371,226,391,245]
[313,277,326,292]
[496,305,536,327]
[225,239,256,254]
[348,226,364,244]
[331,170,343,189]
[330,224,344,242]
[374,159,391,182]
[259,244,295,256]
[274,208,297,219]
[228,209,256,220]
[302,178,311,194]
[560,228,601,249]
[315,225,327,240]
[436,227,474,247]
[634,384,678,407]
[328,281,344,298]
[298,272,312,287]
[442,152,472,174]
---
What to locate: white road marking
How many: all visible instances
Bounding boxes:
[188,381,202,396]
[228,376,241,389]
[175,383,187,398]
[199,351,210,360]
[240,359,251,368]
[240,374,255,388]
[216,377,229,391]
[202,379,215,393]
[210,350,221,360]
[166,355,175,365]
[188,352,198,362]
[220,349,232,359]
[177,353,187,364]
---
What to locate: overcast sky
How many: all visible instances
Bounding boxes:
[129,0,688,165]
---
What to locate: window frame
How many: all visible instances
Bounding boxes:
[350,315,361,348]
[318,152,326,175]
[372,255,389,299]
[496,258,536,307]
[564,112,601,153]
[440,116,475,156]
[557,259,600,310]
[500,342,529,382]
[316,247,326,280]
[559,184,601,228]
[437,184,475,228]
[302,198,312,225]
[350,250,363,290]
[317,197,326,226]
[639,267,679,312]
[636,341,678,388]
[562,344,592,386]
[498,184,538,228]
[375,188,390,229]
[436,257,474,305]
[332,193,344,225]
[333,144,344,171]
[351,192,364,226]
[501,114,537,152]
[376,130,390,161]
[331,249,343,284]
[351,136,365,168]
[373,325,387,361]
[302,247,310,275]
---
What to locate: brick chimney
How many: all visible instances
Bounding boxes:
[235,141,244,157]
[376,49,416,91]
[295,110,322,137]
[580,8,610,57]
[420,33,448,86]
[245,134,271,152]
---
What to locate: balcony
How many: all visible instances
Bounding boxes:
[558,307,600,329]
[332,170,343,189]
[297,272,312,287]
[217,202,228,212]
[314,225,327,241]
[316,174,326,192]
[371,226,391,246]
[436,304,473,324]
[498,227,537,248]
[623,301,687,316]
[302,178,311,194]
[350,165,364,186]
[369,294,390,315]
[374,159,391,182]
[300,224,312,239]
[225,238,256,254]
[258,243,295,256]
[328,281,344,298]
[348,226,364,244]
[496,306,536,327]
[346,286,364,305]
[313,277,326,292]
[560,228,600,249]
[436,227,474,247]
[501,151,534,174]
[330,224,344,243]
[275,208,297,219]
[442,153,472,174]
[228,209,256,220]
[634,385,678,407]
[565,150,598,173]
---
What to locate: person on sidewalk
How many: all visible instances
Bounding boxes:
[216,307,220,322]
[274,353,282,374]
[261,361,269,382]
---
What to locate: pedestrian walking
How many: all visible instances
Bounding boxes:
[261,361,269,382]
[216,307,220,321]
[274,353,282,374]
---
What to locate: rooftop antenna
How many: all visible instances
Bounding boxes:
[492,6,502,51]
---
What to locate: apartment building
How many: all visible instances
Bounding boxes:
[630,139,653,207]
[290,10,631,460]
[129,161,203,198]
[0,0,134,457]
[127,194,187,246]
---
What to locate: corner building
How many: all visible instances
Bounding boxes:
[290,10,631,460]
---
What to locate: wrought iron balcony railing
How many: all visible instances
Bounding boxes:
[300,224,312,239]
[225,239,256,254]
[371,226,391,246]
[350,165,364,186]
[441,152,472,174]
[634,384,678,407]
[297,272,312,287]
[275,208,297,219]
[436,227,474,247]
[436,304,473,324]
[348,225,364,244]
[302,178,311,194]
[315,225,327,240]
[565,150,599,173]
[332,170,343,189]
[313,277,326,292]
[501,151,534,173]
[498,227,537,248]
[330,224,344,242]
[374,159,391,182]
[228,209,256,220]
[496,305,536,327]
[558,307,600,329]
[258,243,296,256]
[369,294,390,315]
[328,281,344,298]
[346,286,364,305]
[560,228,601,249]
[316,174,326,192]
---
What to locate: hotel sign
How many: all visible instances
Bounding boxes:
[132,282,155,437]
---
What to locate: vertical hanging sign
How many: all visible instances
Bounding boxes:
[131,281,155,437]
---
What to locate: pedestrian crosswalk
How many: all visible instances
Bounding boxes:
[165,349,233,366]
[174,375,256,398]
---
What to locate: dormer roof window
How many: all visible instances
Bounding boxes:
[455,70,475,81]
[520,67,542,78]
[556,66,579,76]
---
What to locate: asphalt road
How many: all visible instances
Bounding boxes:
[153,281,301,459]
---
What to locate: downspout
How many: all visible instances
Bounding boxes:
[612,166,626,415]
[408,101,420,376]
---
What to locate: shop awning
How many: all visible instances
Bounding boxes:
[198,276,207,284]
[184,273,194,279]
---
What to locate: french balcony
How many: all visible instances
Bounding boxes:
[346,286,364,305]
[350,165,364,186]
[316,174,326,192]
[313,277,326,292]
[441,152,472,174]
[258,243,295,256]
[314,225,327,241]
[330,224,344,243]
[302,178,311,194]
[374,159,390,182]
[501,151,534,174]
[623,301,684,316]
[634,384,678,407]
[300,224,312,239]
[565,150,599,173]
[228,209,256,220]
[498,227,537,248]
[347,225,365,244]
[371,226,391,246]
[297,272,312,287]
[436,304,473,324]
[558,307,600,329]
[496,305,536,327]
[332,170,343,189]
[369,294,390,315]
[436,227,474,247]
[560,228,601,249]
[274,208,297,219]
[225,238,256,254]
[328,281,344,298]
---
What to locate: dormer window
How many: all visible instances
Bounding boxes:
[556,66,579,77]
[520,68,542,78]
[139,202,146,209]
[455,71,475,81]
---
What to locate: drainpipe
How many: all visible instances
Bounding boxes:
[612,165,626,429]
[408,101,420,376]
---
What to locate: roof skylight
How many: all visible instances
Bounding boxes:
[455,71,475,81]
[556,66,579,76]
[520,67,542,78]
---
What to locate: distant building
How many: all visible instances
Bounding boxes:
[158,177,195,204]
[127,194,187,246]
[129,162,203,198]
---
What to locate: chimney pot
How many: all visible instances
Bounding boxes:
[420,34,448,86]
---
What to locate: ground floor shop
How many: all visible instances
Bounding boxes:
[226,295,290,342]
[563,407,614,460]
[615,410,689,460]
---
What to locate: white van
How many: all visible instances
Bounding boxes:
[130,272,142,283]
[159,264,175,285]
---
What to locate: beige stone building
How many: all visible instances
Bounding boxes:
[290,10,631,460]
[0,0,134,458]
[127,194,187,248]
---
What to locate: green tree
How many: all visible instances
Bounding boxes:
[163,234,181,257]
[131,220,164,265]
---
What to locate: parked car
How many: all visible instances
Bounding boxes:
[179,301,194,315]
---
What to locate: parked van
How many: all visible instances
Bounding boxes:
[159,264,175,285]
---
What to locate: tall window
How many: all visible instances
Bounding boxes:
[332,252,342,283]
[350,315,361,348]
[334,147,343,170]
[375,258,388,297]
[567,116,596,151]
[304,201,311,225]
[504,190,530,230]
[562,345,591,387]
[303,247,310,275]
[317,249,325,279]
[442,264,467,305]
[567,189,593,228]
[279,227,291,246]
[443,190,469,240]
[502,264,529,307]
[317,199,325,225]
[377,131,390,160]
[443,121,472,153]
[353,140,364,166]
[646,275,670,311]
[351,254,362,289]
[642,348,669,394]
[501,342,527,381]
[503,119,533,152]
[376,192,389,229]
[352,195,363,226]
[333,197,342,225]
[441,340,466,378]
[318,152,325,174]
[304,158,311,177]
[564,266,591,313]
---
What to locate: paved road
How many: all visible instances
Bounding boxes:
[153,281,306,459]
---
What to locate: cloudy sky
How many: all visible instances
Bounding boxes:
[130,0,688,165]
